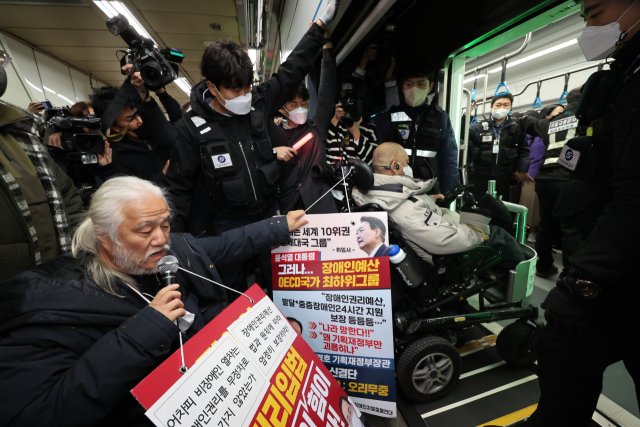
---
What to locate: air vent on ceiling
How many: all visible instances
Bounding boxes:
[0,0,89,6]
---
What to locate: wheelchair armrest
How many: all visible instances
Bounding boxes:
[352,203,385,213]
[431,254,460,266]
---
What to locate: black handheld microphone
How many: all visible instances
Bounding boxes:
[158,255,179,288]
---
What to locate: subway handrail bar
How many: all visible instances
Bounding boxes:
[464,33,533,76]
[465,60,608,108]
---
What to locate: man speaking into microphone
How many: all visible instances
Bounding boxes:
[0,176,307,426]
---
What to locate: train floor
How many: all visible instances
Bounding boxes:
[364,251,639,427]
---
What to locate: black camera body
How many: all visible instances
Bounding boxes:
[340,80,363,128]
[108,15,183,91]
[45,107,105,164]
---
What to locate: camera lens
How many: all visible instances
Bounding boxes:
[140,62,164,86]
[73,134,105,154]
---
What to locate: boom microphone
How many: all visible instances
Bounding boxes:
[158,255,179,288]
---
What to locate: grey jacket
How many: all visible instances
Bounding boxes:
[352,174,486,263]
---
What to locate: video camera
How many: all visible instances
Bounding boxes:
[44,107,104,165]
[340,79,363,128]
[107,14,184,91]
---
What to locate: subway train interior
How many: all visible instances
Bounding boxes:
[0,0,637,426]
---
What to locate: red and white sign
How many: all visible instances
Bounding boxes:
[132,285,367,427]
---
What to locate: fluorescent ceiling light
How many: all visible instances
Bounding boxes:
[57,94,74,105]
[94,1,156,44]
[43,85,56,94]
[247,49,259,71]
[25,79,43,93]
[175,77,192,96]
[486,39,579,74]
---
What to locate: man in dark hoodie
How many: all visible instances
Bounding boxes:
[166,3,339,297]
[0,176,308,426]
[373,60,459,194]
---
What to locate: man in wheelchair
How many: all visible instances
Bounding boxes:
[352,143,524,266]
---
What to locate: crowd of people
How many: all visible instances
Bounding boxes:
[0,0,637,425]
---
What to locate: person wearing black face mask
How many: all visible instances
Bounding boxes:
[467,93,531,204]
[484,1,640,426]
[373,60,459,195]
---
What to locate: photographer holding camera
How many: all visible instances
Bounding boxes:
[326,97,378,166]
[273,32,338,215]
[0,69,83,281]
[92,86,171,187]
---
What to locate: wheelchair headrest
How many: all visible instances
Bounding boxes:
[348,158,374,192]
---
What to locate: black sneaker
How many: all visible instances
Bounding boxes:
[536,264,559,278]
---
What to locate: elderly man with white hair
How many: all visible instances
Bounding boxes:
[0,176,307,426]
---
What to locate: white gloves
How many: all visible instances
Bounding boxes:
[319,0,339,26]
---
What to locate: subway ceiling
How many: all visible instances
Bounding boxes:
[0,0,240,106]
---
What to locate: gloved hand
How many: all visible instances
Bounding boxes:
[460,207,491,237]
[319,0,340,26]
[542,286,598,335]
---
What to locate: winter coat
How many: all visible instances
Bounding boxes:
[352,174,485,263]
[0,100,83,281]
[527,134,545,179]
[0,218,290,426]
[166,23,327,230]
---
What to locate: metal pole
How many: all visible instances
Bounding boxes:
[461,88,472,167]
[472,60,608,110]
[502,200,528,244]
[465,33,532,76]
[487,180,497,198]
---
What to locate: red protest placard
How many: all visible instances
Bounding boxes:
[132,284,368,427]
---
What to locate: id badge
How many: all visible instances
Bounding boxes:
[212,153,233,168]
[492,143,499,154]
[482,135,493,142]
[398,124,410,140]
[557,145,581,171]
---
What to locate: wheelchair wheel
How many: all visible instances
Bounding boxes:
[496,322,539,367]
[397,336,461,403]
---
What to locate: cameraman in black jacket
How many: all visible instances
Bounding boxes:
[166,6,338,298]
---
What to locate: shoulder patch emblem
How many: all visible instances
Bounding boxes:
[191,116,206,127]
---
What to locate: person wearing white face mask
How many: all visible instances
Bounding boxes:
[271,34,339,215]
[166,10,338,299]
[467,93,531,203]
[372,60,460,197]
[484,2,640,427]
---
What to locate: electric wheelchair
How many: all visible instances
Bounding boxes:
[344,159,542,403]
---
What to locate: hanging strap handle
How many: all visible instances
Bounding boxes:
[471,69,479,102]
[532,81,542,108]
[559,73,570,104]
[495,58,510,96]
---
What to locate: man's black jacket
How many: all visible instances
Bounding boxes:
[167,23,326,232]
[112,96,176,186]
[569,31,640,290]
[0,217,290,426]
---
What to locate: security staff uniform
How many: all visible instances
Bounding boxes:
[520,102,587,274]
[373,100,459,194]
[468,116,530,202]
[166,23,328,299]
[522,30,640,427]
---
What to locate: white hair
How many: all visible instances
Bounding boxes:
[72,176,172,296]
